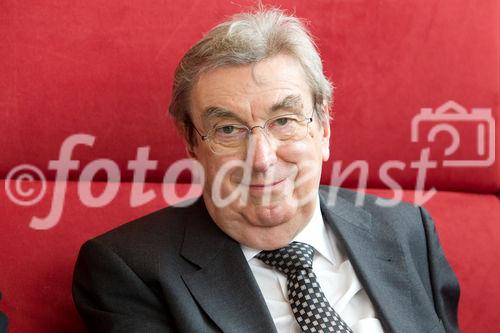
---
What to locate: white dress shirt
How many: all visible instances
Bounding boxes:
[241,196,385,333]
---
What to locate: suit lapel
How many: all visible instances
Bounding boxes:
[318,188,416,333]
[180,198,277,333]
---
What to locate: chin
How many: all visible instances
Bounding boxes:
[250,200,296,227]
[247,225,299,250]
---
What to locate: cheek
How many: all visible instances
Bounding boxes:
[277,138,323,164]
[199,155,242,193]
[277,140,324,192]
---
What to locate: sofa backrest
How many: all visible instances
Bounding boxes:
[1,0,498,193]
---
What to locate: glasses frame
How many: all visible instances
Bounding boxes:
[193,111,315,154]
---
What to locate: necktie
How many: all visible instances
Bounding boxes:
[257,241,353,333]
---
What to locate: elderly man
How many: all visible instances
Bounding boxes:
[73,9,459,333]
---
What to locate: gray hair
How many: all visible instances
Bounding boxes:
[168,8,333,147]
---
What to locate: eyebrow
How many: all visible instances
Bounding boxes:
[202,106,244,124]
[271,94,304,113]
[201,94,305,124]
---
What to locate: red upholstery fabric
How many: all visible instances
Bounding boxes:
[1,0,498,190]
[1,1,498,332]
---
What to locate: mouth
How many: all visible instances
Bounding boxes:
[247,179,285,188]
[240,178,287,194]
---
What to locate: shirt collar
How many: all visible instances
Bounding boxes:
[240,194,336,266]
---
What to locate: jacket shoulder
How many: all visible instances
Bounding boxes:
[84,197,206,263]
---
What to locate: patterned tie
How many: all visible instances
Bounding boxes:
[257,241,353,333]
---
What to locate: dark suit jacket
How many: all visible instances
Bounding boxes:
[0,312,6,333]
[72,187,460,333]
[0,292,8,333]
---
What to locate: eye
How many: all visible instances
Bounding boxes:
[213,124,247,141]
[275,117,289,126]
[269,116,298,129]
[214,125,239,136]
[220,125,235,134]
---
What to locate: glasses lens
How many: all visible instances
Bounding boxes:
[266,114,309,141]
[209,124,248,154]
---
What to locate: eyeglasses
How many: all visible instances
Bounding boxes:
[193,112,314,154]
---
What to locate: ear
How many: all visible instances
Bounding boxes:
[186,145,197,159]
[318,103,331,162]
[175,122,198,159]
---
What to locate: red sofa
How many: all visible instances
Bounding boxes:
[1,1,498,332]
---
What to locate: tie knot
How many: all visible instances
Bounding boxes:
[256,241,315,276]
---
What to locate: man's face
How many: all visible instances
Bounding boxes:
[189,54,331,250]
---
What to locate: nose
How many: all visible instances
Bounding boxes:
[247,128,277,173]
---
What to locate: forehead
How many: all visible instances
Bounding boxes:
[190,54,312,123]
